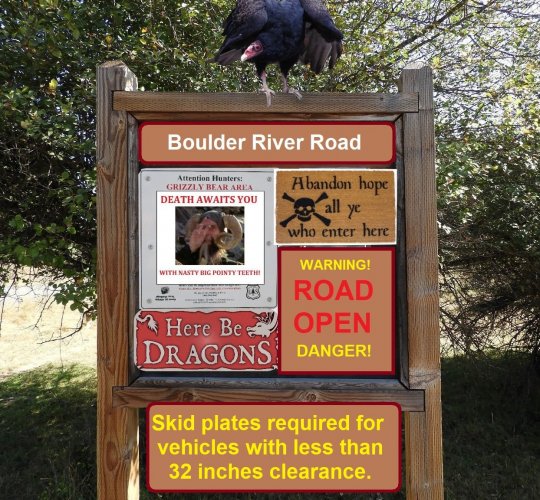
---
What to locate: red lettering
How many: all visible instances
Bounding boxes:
[294,279,374,301]
[356,280,373,300]
[316,312,333,332]
[294,311,313,333]
[293,312,371,334]
[355,311,371,333]
[335,312,371,333]
[335,280,353,300]
[314,280,333,300]
[294,280,312,300]
[335,312,350,332]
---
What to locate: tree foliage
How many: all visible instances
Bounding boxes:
[0,1,538,354]
[438,126,539,355]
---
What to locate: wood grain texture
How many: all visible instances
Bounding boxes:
[395,117,410,387]
[97,60,441,498]
[399,63,444,499]
[113,386,424,411]
[113,377,424,411]
[275,169,396,244]
[114,91,419,115]
[96,60,140,500]
[399,64,440,386]
[127,110,140,384]
[128,375,410,390]
[405,381,444,497]
[129,112,402,122]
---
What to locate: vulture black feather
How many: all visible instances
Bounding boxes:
[212,0,343,105]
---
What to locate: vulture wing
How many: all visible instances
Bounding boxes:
[213,0,268,65]
[300,0,343,74]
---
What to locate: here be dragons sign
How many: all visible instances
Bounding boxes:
[135,310,278,371]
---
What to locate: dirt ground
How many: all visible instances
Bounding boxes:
[0,281,96,379]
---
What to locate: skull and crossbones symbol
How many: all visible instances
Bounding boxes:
[280,192,332,227]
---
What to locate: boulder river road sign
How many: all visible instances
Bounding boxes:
[139,121,395,165]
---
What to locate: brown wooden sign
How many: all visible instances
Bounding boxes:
[147,402,401,493]
[139,121,395,165]
[276,170,396,244]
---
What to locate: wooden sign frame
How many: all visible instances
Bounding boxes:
[96,60,442,498]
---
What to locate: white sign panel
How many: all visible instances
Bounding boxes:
[156,191,265,284]
[139,169,276,309]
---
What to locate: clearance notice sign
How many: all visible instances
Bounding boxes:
[147,403,401,493]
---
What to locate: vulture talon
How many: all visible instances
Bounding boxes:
[285,87,303,100]
[258,70,275,106]
[259,86,275,106]
[283,84,303,100]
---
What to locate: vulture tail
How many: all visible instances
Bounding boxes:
[301,24,342,74]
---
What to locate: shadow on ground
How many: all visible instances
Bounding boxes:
[0,365,97,500]
[0,353,538,499]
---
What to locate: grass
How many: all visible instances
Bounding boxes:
[0,365,96,500]
[0,353,538,499]
[442,352,540,499]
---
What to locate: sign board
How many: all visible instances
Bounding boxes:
[147,402,401,493]
[139,121,395,165]
[135,310,277,371]
[97,62,442,500]
[278,247,395,374]
[139,169,276,309]
[276,170,396,244]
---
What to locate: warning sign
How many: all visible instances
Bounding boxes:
[278,247,395,374]
[276,170,396,245]
[138,168,276,309]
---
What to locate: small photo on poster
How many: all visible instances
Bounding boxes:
[175,206,245,266]
[156,191,265,285]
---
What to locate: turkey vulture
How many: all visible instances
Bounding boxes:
[212,0,343,105]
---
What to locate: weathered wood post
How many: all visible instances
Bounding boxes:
[399,62,444,498]
[96,61,140,500]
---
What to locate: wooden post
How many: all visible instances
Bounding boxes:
[96,61,139,499]
[399,63,444,498]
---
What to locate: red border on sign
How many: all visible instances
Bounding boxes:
[146,401,402,494]
[277,246,396,376]
[138,121,396,165]
[134,309,278,371]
